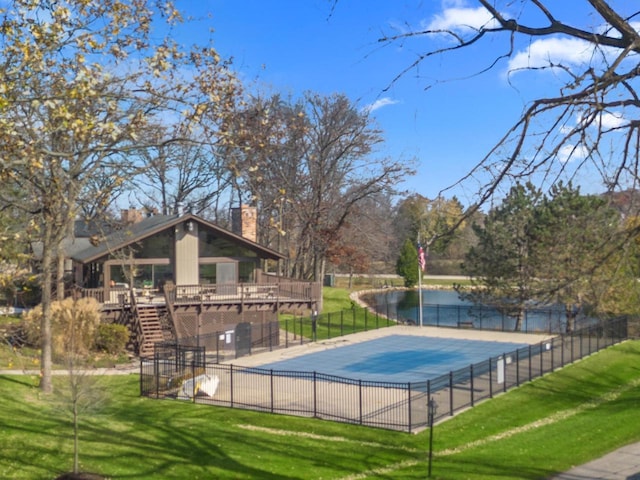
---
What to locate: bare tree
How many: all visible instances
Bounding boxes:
[130,124,235,217]
[326,192,397,281]
[379,1,640,211]
[224,92,414,283]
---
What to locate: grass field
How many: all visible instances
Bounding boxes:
[2,340,640,479]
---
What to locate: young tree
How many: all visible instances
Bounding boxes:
[24,297,106,475]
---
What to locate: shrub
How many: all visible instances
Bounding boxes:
[22,297,101,360]
[0,268,41,308]
[94,324,129,355]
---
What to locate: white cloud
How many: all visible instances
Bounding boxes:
[426,6,500,32]
[365,97,399,113]
[598,111,626,129]
[507,37,595,72]
[558,144,589,163]
[576,110,627,131]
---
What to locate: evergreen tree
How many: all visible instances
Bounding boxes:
[461,183,542,331]
[396,239,419,287]
[532,182,621,331]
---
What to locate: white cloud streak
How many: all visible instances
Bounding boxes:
[365,97,399,113]
[425,5,499,32]
[558,144,590,163]
[507,37,596,72]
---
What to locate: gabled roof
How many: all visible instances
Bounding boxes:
[68,213,285,263]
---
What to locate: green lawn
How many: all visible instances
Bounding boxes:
[2,340,640,479]
[280,280,470,341]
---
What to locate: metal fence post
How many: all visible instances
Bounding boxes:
[153,356,159,398]
[449,371,454,416]
[407,383,412,432]
[270,370,274,413]
[191,360,196,403]
[313,371,317,418]
[230,364,234,408]
[428,396,437,478]
[359,379,363,424]
[470,364,475,407]
[516,349,520,387]
[503,353,507,393]
[353,308,356,333]
[300,316,303,345]
[489,358,493,398]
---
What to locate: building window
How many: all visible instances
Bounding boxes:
[198,230,257,258]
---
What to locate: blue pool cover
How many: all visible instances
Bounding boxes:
[256,335,529,384]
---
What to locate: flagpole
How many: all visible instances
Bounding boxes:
[418,235,424,328]
[418,261,423,327]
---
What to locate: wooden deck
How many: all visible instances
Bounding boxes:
[81,281,321,311]
[79,281,320,357]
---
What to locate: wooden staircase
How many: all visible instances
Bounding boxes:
[136,305,170,357]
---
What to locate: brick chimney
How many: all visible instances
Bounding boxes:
[121,208,143,224]
[231,205,257,242]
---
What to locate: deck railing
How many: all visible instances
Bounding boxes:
[78,280,321,307]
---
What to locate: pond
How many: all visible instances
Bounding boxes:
[360,288,585,334]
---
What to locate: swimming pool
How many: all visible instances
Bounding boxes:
[256,334,529,383]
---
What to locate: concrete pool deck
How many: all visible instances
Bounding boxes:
[224,324,554,369]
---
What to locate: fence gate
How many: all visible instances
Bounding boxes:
[153,341,206,371]
[235,322,252,358]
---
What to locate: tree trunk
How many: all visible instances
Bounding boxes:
[565,304,576,334]
[513,306,525,332]
[57,253,66,301]
[40,240,54,393]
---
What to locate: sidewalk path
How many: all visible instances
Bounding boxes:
[550,442,640,479]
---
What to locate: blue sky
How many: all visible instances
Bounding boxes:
[171,1,631,207]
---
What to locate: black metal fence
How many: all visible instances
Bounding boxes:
[374,300,597,333]
[140,316,628,432]
[171,301,591,364]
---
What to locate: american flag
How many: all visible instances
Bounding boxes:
[418,243,426,272]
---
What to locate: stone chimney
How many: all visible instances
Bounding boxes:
[121,208,143,225]
[231,205,257,242]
